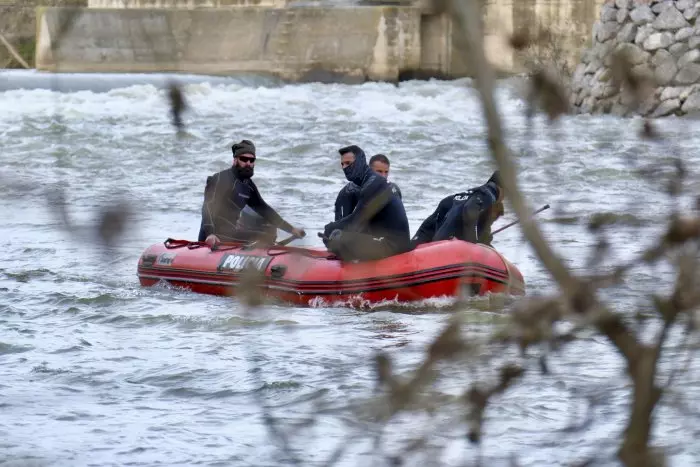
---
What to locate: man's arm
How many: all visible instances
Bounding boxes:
[247,181,294,233]
[476,188,504,243]
[411,211,438,245]
[334,184,359,222]
[198,176,215,241]
[198,220,208,242]
[390,182,402,200]
[326,176,388,234]
[411,195,451,245]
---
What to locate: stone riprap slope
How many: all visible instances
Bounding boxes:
[570,0,700,117]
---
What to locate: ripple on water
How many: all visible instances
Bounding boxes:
[0,342,34,355]
[2,269,58,283]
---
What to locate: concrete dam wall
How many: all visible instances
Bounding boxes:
[36,6,423,82]
[34,0,606,82]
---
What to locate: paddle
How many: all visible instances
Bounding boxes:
[274,230,307,247]
[264,232,335,259]
[491,204,550,236]
[205,230,306,251]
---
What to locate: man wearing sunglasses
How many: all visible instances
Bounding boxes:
[322,145,410,261]
[410,171,504,248]
[198,139,305,246]
[334,153,402,222]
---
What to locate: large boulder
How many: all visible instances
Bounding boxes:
[678,49,700,69]
[681,91,700,113]
[653,49,678,85]
[652,98,680,117]
[631,5,655,24]
[617,22,638,42]
[643,32,674,51]
[616,43,651,65]
[675,63,700,84]
[652,6,690,30]
[675,27,694,41]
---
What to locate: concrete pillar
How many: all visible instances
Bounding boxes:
[419,12,451,76]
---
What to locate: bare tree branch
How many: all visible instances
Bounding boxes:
[449,0,642,363]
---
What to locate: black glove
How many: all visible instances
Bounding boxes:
[324,229,343,251]
[323,222,338,238]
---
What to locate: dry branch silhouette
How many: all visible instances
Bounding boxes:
[9,0,697,465]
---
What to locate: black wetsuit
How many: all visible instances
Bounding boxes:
[334,181,402,221]
[411,192,473,246]
[235,206,278,243]
[197,166,294,242]
[324,146,410,261]
[411,180,500,246]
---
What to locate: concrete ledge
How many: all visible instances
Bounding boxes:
[87,0,290,8]
[36,6,422,82]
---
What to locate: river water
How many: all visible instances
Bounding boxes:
[1,70,698,466]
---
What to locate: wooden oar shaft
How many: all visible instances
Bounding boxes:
[0,32,30,70]
[275,233,302,246]
[492,204,550,235]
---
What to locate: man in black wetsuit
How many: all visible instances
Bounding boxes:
[234,205,278,244]
[334,153,402,221]
[323,145,410,261]
[411,171,505,247]
[197,139,305,246]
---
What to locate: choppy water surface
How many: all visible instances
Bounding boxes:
[1,70,698,466]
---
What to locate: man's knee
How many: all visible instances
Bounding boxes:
[325,229,343,250]
[457,197,484,243]
[327,231,396,261]
[461,196,481,219]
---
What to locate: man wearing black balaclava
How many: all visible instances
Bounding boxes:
[334,153,402,222]
[323,145,410,261]
[198,139,305,245]
[411,171,504,247]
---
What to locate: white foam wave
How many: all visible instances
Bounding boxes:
[0,76,525,128]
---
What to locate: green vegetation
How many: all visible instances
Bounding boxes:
[11,37,35,68]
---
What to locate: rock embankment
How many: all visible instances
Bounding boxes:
[570,0,700,117]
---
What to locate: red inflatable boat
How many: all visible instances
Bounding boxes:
[137,238,526,306]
